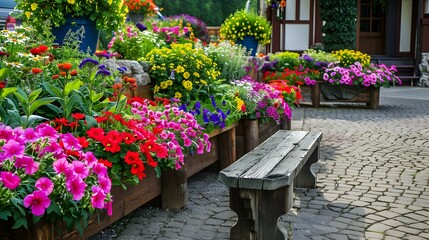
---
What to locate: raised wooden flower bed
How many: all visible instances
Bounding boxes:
[161,123,238,209]
[300,81,380,109]
[0,167,161,240]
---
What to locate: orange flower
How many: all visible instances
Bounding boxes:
[32,68,43,74]
[280,0,286,7]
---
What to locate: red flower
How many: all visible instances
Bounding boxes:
[38,45,48,53]
[86,127,105,141]
[62,63,72,70]
[94,116,108,123]
[124,151,141,165]
[52,74,60,79]
[54,117,69,126]
[31,68,43,74]
[105,130,122,144]
[98,158,113,168]
[0,81,6,89]
[72,113,85,120]
[102,138,121,153]
[121,132,136,144]
[70,69,78,76]
[130,161,146,180]
[76,136,89,148]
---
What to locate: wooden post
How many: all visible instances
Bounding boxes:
[134,85,153,99]
[295,145,319,188]
[311,82,321,108]
[218,127,237,170]
[161,168,187,209]
[280,118,291,130]
[368,86,380,109]
[243,119,259,153]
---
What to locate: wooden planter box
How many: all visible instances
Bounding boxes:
[161,123,238,209]
[300,81,380,109]
[236,118,291,159]
[0,167,161,240]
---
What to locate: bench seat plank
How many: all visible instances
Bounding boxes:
[238,131,309,189]
[263,131,323,190]
[218,131,293,188]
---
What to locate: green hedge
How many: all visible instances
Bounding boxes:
[320,0,357,52]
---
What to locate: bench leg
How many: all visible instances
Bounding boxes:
[229,187,290,240]
[295,144,319,188]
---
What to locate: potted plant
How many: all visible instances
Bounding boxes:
[123,0,157,23]
[219,9,272,56]
[15,0,128,52]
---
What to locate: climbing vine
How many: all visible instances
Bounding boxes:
[320,0,357,52]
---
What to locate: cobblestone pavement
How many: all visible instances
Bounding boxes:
[111,92,429,240]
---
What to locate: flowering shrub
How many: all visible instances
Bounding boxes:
[332,49,371,67]
[179,93,243,133]
[108,23,164,60]
[268,80,302,106]
[204,41,249,81]
[52,98,210,186]
[145,43,221,102]
[322,62,401,87]
[0,123,112,233]
[166,14,211,44]
[220,9,272,45]
[263,67,320,86]
[231,75,292,123]
[15,0,128,33]
[268,51,300,71]
[124,0,157,16]
[148,21,195,44]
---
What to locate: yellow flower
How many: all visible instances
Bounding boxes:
[183,72,190,79]
[31,3,38,10]
[166,80,173,86]
[174,92,182,99]
[193,72,200,78]
[182,80,193,91]
[176,65,185,73]
[236,97,246,112]
[160,81,169,89]
[200,80,207,85]
[67,0,75,4]
[154,85,160,93]
[25,11,31,18]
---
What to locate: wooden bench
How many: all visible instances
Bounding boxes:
[219,130,323,240]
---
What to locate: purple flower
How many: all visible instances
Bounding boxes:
[97,68,111,76]
[303,55,314,62]
[117,66,127,73]
[136,22,147,31]
[79,58,99,69]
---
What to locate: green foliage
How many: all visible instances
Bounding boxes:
[303,49,338,63]
[320,0,357,52]
[204,41,249,81]
[269,51,300,70]
[154,0,248,26]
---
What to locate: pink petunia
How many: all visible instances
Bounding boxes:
[0,171,21,190]
[1,139,25,159]
[66,176,87,201]
[82,151,98,168]
[98,176,112,193]
[35,124,59,141]
[61,133,82,151]
[23,191,51,216]
[92,163,109,179]
[71,160,89,179]
[14,155,39,175]
[91,186,106,209]
[35,177,54,196]
[53,158,70,174]
[21,128,39,143]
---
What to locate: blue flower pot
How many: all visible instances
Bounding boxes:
[236,36,258,56]
[51,16,100,54]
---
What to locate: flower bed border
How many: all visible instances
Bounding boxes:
[300,81,380,109]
